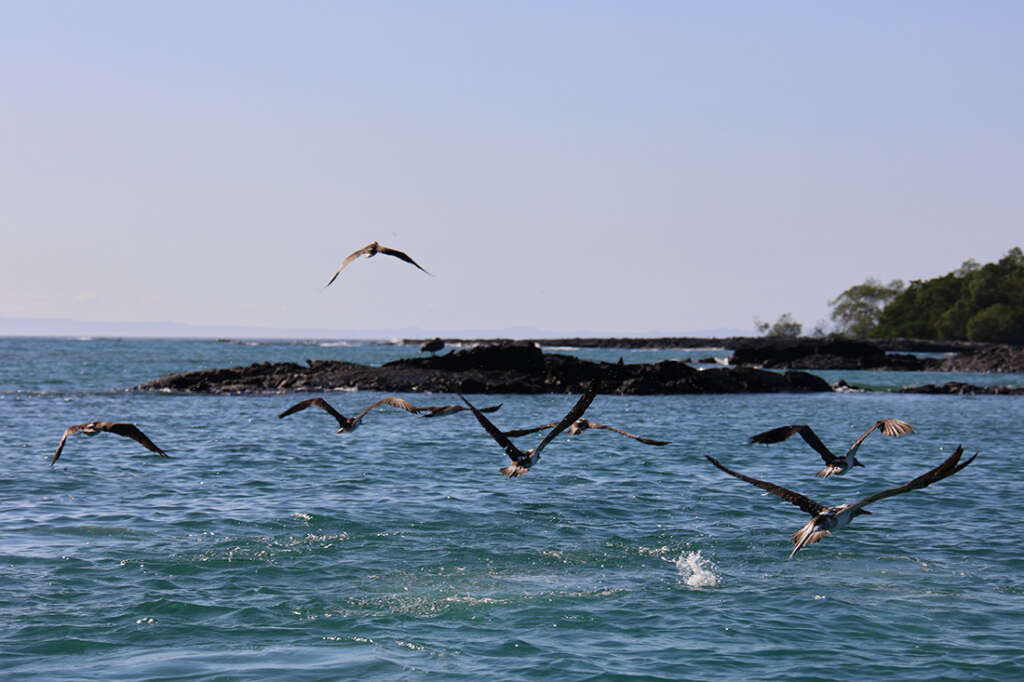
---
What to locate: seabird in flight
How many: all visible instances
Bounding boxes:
[460,381,598,477]
[749,419,915,477]
[325,241,432,287]
[502,418,669,446]
[705,445,976,558]
[278,396,419,433]
[51,421,169,465]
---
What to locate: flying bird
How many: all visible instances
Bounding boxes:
[325,241,432,286]
[749,418,915,477]
[278,396,419,433]
[416,403,501,418]
[705,445,976,558]
[51,421,169,465]
[460,381,599,477]
[501,418,669,445]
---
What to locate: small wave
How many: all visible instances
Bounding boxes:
[442,594,507,605]
[637,545,671,557]
[675,551,719,588]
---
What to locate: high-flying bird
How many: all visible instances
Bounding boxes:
[325,241,432,287]
[420,337,444,354]
[416,403,501,418]
[51,421,169,465]
[749,419,915,477]
[278,396,419,433]
[705,446,977,558]
[501,418,669,446]
[460,381,598,477]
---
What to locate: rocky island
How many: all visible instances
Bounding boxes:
[402,336,1024,373]
[137,341,832,395]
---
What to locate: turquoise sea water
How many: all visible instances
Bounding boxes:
[2,338,1022,680]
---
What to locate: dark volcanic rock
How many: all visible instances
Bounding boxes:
[729,338,929,370]
[899,381,1024,395]
[933,345,1024,373]
[137,341,832,395]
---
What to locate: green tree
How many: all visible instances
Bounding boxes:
[755,313,802,337]
[966,304,1024,343]
[871,247,1024,341]
[828,278,905,338]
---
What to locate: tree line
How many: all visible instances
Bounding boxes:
[834,246,1024,343]
[757,247,1024,343]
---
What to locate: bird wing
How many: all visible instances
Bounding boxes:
[459,394,526,460]
[500,422,558,437]
[355,396,421,421]
[532,380,599,457]
[419,403,502,418]
[278,397,348,427]
[377,245,432,275]
[419,405,460,417]
[324,244,373,287]
[847,418,916,457]
[704,455,826,516]
[104,422,168,457]
[587,421,669,445]
[51,423,87,465]
[847,445,977,513]
[750,424,837,464]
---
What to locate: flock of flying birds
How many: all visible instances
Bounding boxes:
[51,241,979,559]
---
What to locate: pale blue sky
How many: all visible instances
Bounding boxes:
[2,2,1022,337]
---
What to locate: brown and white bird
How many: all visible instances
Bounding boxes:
[705,445,976,558]
[278,396,419,433]
[749,419,915,477]
[501,418,669,446]
[325,241,432,287]
[51,421,169,465]
[460,382,599,477]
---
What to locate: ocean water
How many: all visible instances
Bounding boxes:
[2,337,1022,680]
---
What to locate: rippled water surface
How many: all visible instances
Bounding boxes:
[2,338,1022,679]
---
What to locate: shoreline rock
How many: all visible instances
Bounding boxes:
[932,345,1024,373]
[899,381,1024,396]
[401,335,995,354]
[400,336,1023,372]
[136,341,833,395]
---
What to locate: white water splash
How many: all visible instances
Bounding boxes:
[675,551,719,588]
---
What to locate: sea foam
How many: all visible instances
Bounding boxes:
[675,551,719,588]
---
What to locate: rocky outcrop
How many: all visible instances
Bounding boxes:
[728,338,930,370]
[137,341,833,395]
[933,345,1024,373]
[899,381,1024,396]
[402,336,998,354]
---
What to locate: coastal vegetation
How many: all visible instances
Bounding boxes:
[829,278,906,338]
[829,247,1024,343]
[754,313,802,338]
